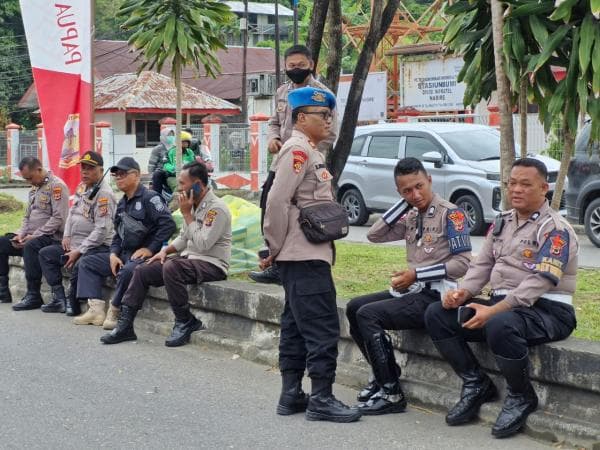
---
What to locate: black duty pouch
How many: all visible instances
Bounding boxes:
[117,212,149,250]
[299,202,349,243]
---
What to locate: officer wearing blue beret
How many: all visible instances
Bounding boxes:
[260,86,361,423]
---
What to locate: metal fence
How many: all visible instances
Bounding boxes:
[18,130,38,162]
[219,123,250,172]
[0,135,6,167]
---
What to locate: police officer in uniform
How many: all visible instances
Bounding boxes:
[75,157,176,328]
[346,157,472,415]
[101,162,231,346]
[38,151,116,315]
[249,44,337,285]
[0,157,68,310]
[425,158,578,438]
[262,86,360,423]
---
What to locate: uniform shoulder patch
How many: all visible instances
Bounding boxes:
[446,208,472,254]
[52,186,63,200]
[535,229,569,285]
[204,209,218,227]
[97,197,109,217]
[292,149,308,174]
[149,195,165,212]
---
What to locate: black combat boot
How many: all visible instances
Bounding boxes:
[277,370,309,415]
[41,285,66,313]
[305,378,362,423]
[165,305,205,347]
[357,374,379,402]
[433,336,498,426]
[0,275,12,303]
[358,332,407,415]
[491,354,538,438]
[100,305,137,344]
[248,264,282,285]
[12,280,43,311]
[65,287,81,316]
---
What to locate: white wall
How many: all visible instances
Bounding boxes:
[95,112,126,135]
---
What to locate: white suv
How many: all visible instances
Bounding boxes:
[338,123,561,234]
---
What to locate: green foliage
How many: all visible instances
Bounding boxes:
[95,0,131,40]
[0,193,24,234]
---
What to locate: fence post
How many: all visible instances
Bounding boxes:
[202,116,222,173]
[487,105,500,127]
[5,123,20,180]
[249,113,269,191]
[36,123,46,166]
[94,121,113,167]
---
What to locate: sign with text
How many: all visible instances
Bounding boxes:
[337,72,387,122]
[400,58,466,111]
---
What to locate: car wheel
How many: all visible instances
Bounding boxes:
[340,188,369,226]
[454,194,485,235]
[584,198,600,248]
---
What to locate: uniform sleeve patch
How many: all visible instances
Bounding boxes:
[446,208,472,254]
[292,150,308,174]
[535,229,569,285]
[204,209,218,227]
[97,197,109,217]
[150,195,165,212]
[52,186,63,200]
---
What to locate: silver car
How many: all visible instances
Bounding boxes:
[338,123,561,234]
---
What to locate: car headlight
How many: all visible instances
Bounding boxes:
[486,173,501,181]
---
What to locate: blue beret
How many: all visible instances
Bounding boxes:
[288,86,336,111]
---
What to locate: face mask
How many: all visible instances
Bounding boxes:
[166,136,175,146]
[286,68,312,84]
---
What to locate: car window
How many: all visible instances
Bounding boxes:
[405,136,440,160]
[438,130,501,161]
[367,136,401,159]
[575,123,600,155]
[350,135,366,156]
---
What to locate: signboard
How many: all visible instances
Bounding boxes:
[400,58,466,111]
[337,71,387,122]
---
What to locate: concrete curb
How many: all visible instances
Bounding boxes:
[8,259,600,449]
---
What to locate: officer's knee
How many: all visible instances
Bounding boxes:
[485,313,521,353]
[423,301,445,331]
[355,303,379,327]
[163,259,179,280]
[346,297,362,322]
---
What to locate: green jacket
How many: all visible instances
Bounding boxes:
[163,147,196,175]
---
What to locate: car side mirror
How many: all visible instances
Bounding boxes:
[422,151,443,168]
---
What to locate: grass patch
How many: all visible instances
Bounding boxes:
[0,193,24,235]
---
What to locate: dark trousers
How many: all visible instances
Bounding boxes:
[346,289,440,360]
[424,296,577,359]
[152,170,171,194]
[0,234,58,282]
[121,256,225,310]
[77,251,143,306]
[278,260,340,381]
[39,244,109,291]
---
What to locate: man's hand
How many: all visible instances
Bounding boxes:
[131,247,152,260]
[10,234,25,249]
[147,248,168,265]
[267,139,282,154]
[62,237,71,252]
[391,269,416,290]
[462,303,494,329]
[259,254,274,270]
[178,189,194,217]
[442,288,471,310]
[63,249,81,269]
[109,253,124,276]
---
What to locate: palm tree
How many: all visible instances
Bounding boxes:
[118,0,235,173]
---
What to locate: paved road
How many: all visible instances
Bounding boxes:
[0,305,551,449]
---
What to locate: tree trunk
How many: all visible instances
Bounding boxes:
[306,0,330,69]
[324,0,342,94]
[519,77,527,158]
[328,0,401,186]
[175,55,182,175]
[490,0,515,209]
[551,114,573,210]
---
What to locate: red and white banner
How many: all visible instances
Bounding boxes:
[20,1,92,192]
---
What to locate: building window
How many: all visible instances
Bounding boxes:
[133,120,161,147]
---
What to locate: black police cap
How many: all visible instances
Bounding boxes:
[110,157,140,173]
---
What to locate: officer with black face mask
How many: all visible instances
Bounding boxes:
[249,44,337,285]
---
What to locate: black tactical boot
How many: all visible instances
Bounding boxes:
[357,374,379,402]
[0,275,12,303]
[358,332,407,415]
[277,370,309,415]
[65,287,81,316]
[12,280,43,311]
[165,305,205,347]
[100,305,137,344]
[248,264,282,285]
[41,285,66,313]
[491,354,538,438]
[433,337,498,426]
[305,378,362,423]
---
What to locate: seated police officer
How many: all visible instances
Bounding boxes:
[100,162,231,346]
[425,158,578,438]
[38,151,116,315]
[261,86,360,423]
[0,157,68,310]
[75,157,176,328]
[346,157,472,415]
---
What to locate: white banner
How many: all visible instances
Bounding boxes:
[337,72,387,122]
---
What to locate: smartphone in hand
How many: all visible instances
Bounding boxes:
[457,306,476,325]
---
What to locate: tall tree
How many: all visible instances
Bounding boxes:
[118,0,234,173]
[323,0,343,94]
[306,0,330,69]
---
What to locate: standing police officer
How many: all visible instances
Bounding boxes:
[75,157,176,328]
[101,161,231,346]
[38,151,116,315]
[346,158,472,415]
[249,44,337,285]
[0,157,68,310]
[262,86,360,423]
[425,158,578,438]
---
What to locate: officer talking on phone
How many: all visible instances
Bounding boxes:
[424,158,578,438]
